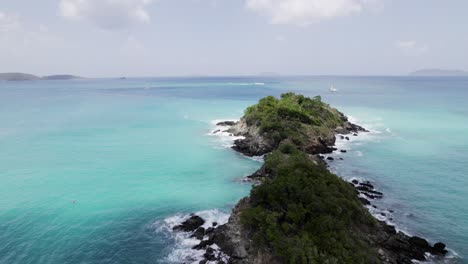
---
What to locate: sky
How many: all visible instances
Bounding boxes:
[1,0,468,77]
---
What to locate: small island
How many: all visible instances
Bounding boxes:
[41,75,83,80]
[172,93,448,264]
[0,72,83,81]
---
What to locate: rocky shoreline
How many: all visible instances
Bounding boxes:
[172,98,448,263]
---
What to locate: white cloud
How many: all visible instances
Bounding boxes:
[245,0,381,25]
[0,11,20,32]
[395,40,428,53]
[0,22,67,73]
[59,0,153,30]
[395,40,416,49]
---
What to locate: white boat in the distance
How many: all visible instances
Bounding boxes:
[329,85,338,93]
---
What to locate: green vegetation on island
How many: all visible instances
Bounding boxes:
[243,93,344,146]
[241,144,378,263]
[230,92,361,157]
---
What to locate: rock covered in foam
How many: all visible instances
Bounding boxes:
[190,227,205,240]
[216,121,237,126]
[173,215,205,232]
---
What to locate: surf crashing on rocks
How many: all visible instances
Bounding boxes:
[207,119,244,149]
[153,209,230,264]
[207,119,264,163]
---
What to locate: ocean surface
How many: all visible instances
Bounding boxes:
[0,76,467,263]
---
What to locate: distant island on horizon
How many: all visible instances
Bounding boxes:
[410,69,468,76]
[0,73,83,81]
[3,70,468,81]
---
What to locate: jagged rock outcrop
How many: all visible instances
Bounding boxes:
[172,215,205,232]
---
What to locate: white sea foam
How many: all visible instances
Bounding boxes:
[327,119,386,161]
[227,82,265,86]
[247,155,264,163]
[348,115,384,134]
[207,119,264,163]
[207,119,244,149]
[153,209,231,264]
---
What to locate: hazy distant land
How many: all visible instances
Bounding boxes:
[410,69,468,76]
[0,73,83,81]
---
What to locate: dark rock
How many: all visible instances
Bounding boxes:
[340,149,347,153]
[355,185,383,198]
[361,192,383,199]
[203,247,216,261]
[356,185,379,193]
[232,137,272,157]
[380,235,430,261]
[247,165,274,181]
[211,198,251,261]
[410,249,427,261]
[339,158,344,160]
[213,129,220,134]
[212,222,218,227]
[431,242,448,255]
[383,232,411,251]
[173,215,205,232]
[216,121,236,126]
[359,197,371,205]
[305,139,336,155]
[205,227,216,241]
[353,133,358,136]
[345,122,369,133]
[191,227,206,240]
[382,224,397,235]
[232,245,248,259]
[360,181,374,189]
[340,135,345,139]
[396,256,414,264]
[193,239,214,250]
[378,230,448,262]
[345,137,350,140]
[409,236,430,251]
[351,179,359,185]
[199,260,207,264]
[326,157,334,161]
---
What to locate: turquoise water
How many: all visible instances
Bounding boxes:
[0,77,467,263]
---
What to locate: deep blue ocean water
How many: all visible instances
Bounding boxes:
[0,76,466,263]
